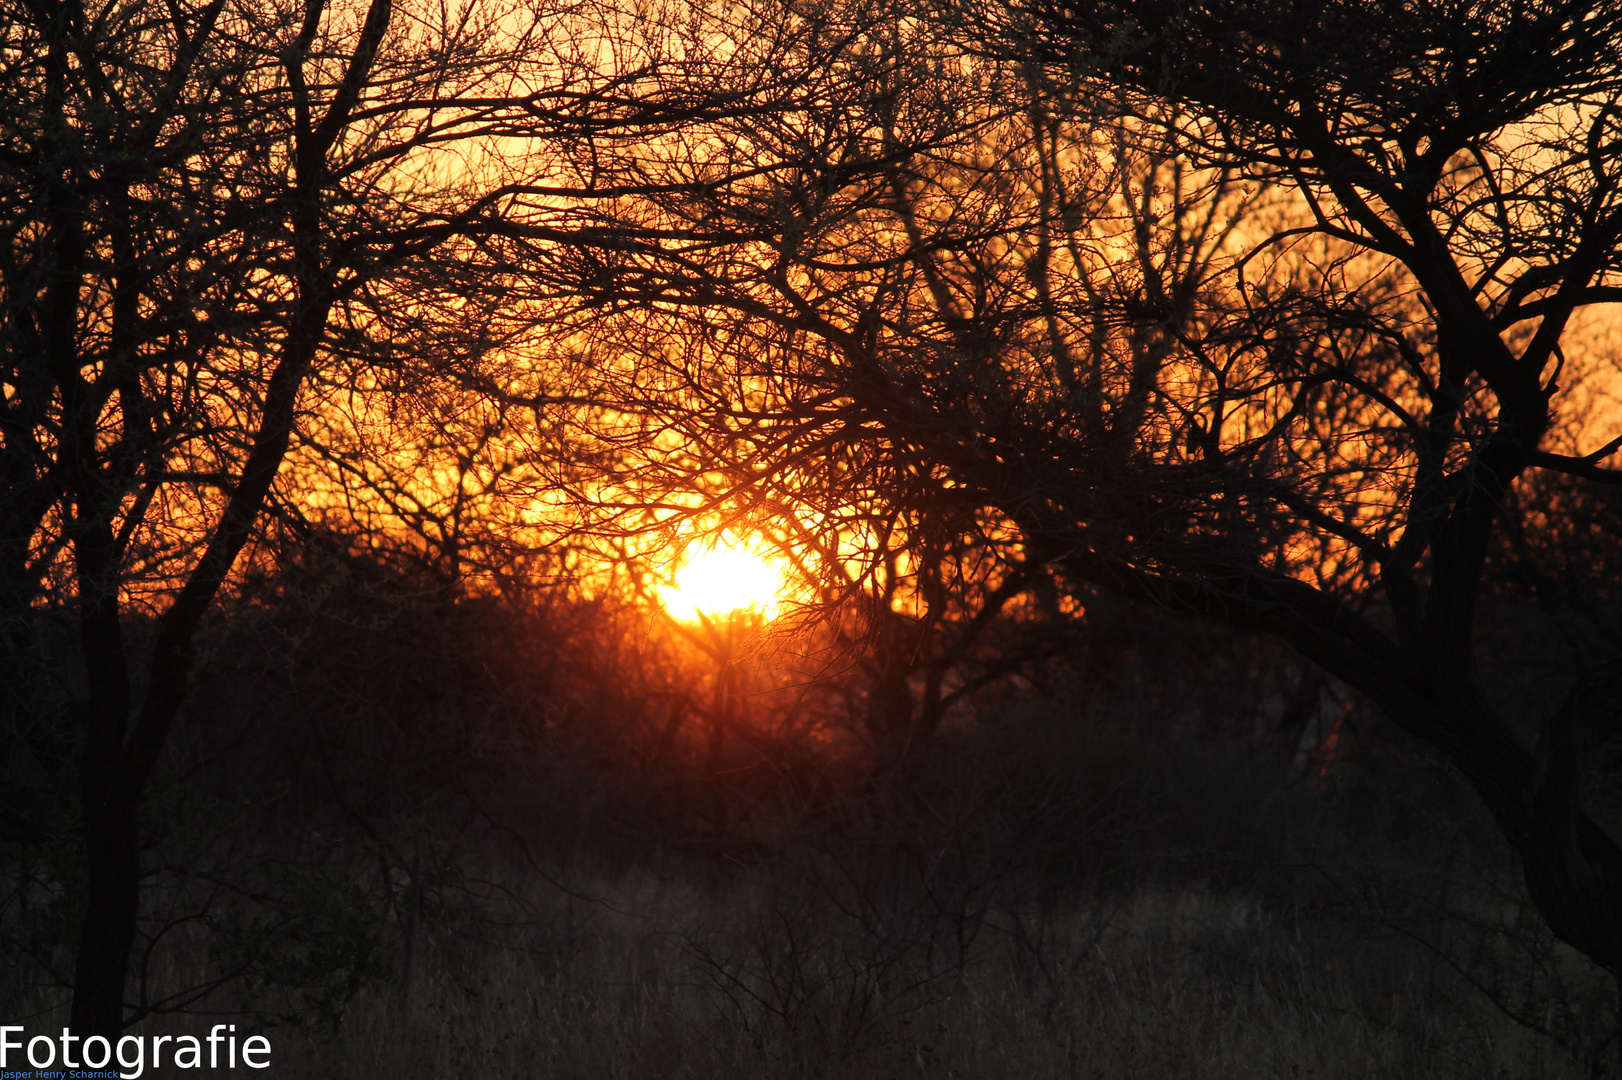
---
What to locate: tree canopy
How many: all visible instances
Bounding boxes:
[7,0,1622,1037]
[536,0,1622,986]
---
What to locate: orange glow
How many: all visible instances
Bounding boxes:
[659,539,785,621]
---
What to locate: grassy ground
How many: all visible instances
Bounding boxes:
[3,688,1611,1079]
[268,870,1580,1080]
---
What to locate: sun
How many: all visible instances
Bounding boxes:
[659,540,785,622]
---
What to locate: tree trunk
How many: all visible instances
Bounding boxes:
[1284,605,1622,983]
[70,776,139,1037]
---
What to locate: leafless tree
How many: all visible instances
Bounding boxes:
[522,14,1118,770]
[0,0,789,1034]
[520,0,1622,1011]
[976,0,1622,1003]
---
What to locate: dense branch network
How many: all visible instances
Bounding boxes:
[520,0,1622,982]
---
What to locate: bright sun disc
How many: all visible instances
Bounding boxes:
[659,542,784,621]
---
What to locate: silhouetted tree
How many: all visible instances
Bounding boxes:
[977,0,1622,1003]
[533,18,1111,771]
[536,0,1622,1005]
[0,0,758,1034]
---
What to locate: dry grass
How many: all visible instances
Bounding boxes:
[256,867,1581,1080]
[4,670,1608,1079]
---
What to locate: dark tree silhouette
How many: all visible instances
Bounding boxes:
[980,0,1622,998]
[0,0,757,1034]
[533,0,1622,1003]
